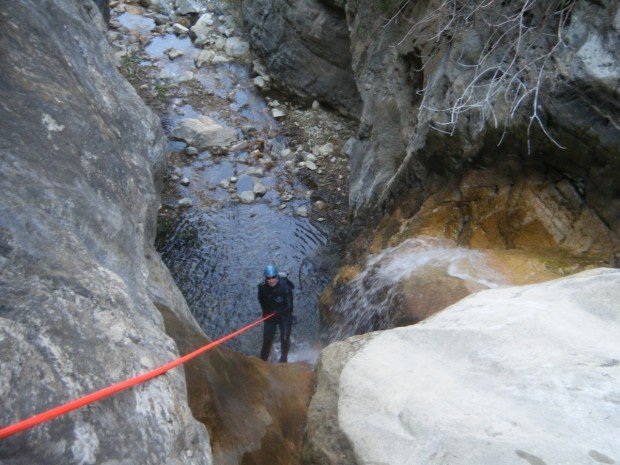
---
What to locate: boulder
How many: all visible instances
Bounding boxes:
[305,268,620,465]
[238,190,256,204]
[224,37,250,59]
[169,116,237,149]
[241,0,361,117]
[190,13,214,38]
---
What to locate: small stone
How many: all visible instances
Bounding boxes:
[180,177,190,186]
[250,149,262,158]
[172,23,189,35]
[280,148,292,158]
[279,204,287,210]
[214,37,226,50]
[314,143,334,157]
[238,191,255,204]
[245,167,264,177]
[253,182,268,196]
[271,108,285,119]
[224,37,250,58]
[178,197,193,207]
[268,100,280,108]
[253,76,266,89]
[195,50,214,67]
[185,146,198,155]
[211,54,231,64]
[305,160,317,170]
[304,152,317,163]
[312,100,320,110]
[317,217,326,222]
[167,48,184,60]
[218,179,230,189]
[228,140,249,152]
[281,193,293,202]
[230,176,238,183]
[344,137,356,156]
[314,200,327,210]
[284,160,295,171]
[295,206,308,217]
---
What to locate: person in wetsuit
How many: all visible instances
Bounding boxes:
[258,264,294,363]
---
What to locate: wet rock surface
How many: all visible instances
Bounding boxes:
[319,235,594,342]
[344,0,619,260]
[306,268,620,465]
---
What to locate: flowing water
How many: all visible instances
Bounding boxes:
[327,237,508,342]
[115,7,336,363]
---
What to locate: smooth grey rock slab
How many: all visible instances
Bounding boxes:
[304,268,620,465]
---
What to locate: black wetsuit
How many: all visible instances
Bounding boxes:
[258,276,294,362]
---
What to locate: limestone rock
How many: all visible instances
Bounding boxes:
[169,116,237,150]
[241,0,361,116]
[195,49,215,68]
[175,0,203,15]
[172,22,189,35]
[158,68,194,82]
[305,269,620,465]
[253,181,268,196]
[0,1,210,462]
[344,0,619,259]
[224,37,250,59]
[238,190,256,204]
[190,12,214,38]
[178,197,193,207]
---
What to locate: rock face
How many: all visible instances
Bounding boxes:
[0,2,313,465]
[304,268,620,465]
[0,2,209,463]
[345,0,619,259]
[241,0,362,117]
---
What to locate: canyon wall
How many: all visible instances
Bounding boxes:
[0,1,311,464]
[243,0,619,260]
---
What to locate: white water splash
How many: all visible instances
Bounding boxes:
[328,237,507,341]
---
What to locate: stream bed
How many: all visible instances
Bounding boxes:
[111,1,355,363]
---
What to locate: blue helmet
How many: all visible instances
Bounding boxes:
[263,264,278,278]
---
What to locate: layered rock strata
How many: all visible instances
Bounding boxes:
[304,268,620,465]
[0,1,312,464]
[346,0,619,259]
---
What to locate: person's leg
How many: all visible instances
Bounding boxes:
[260,320,277,361]
[279,315,293,363]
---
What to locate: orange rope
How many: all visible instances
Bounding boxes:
[0,313,274,440]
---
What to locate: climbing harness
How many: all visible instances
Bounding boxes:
[0,313,275,441]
